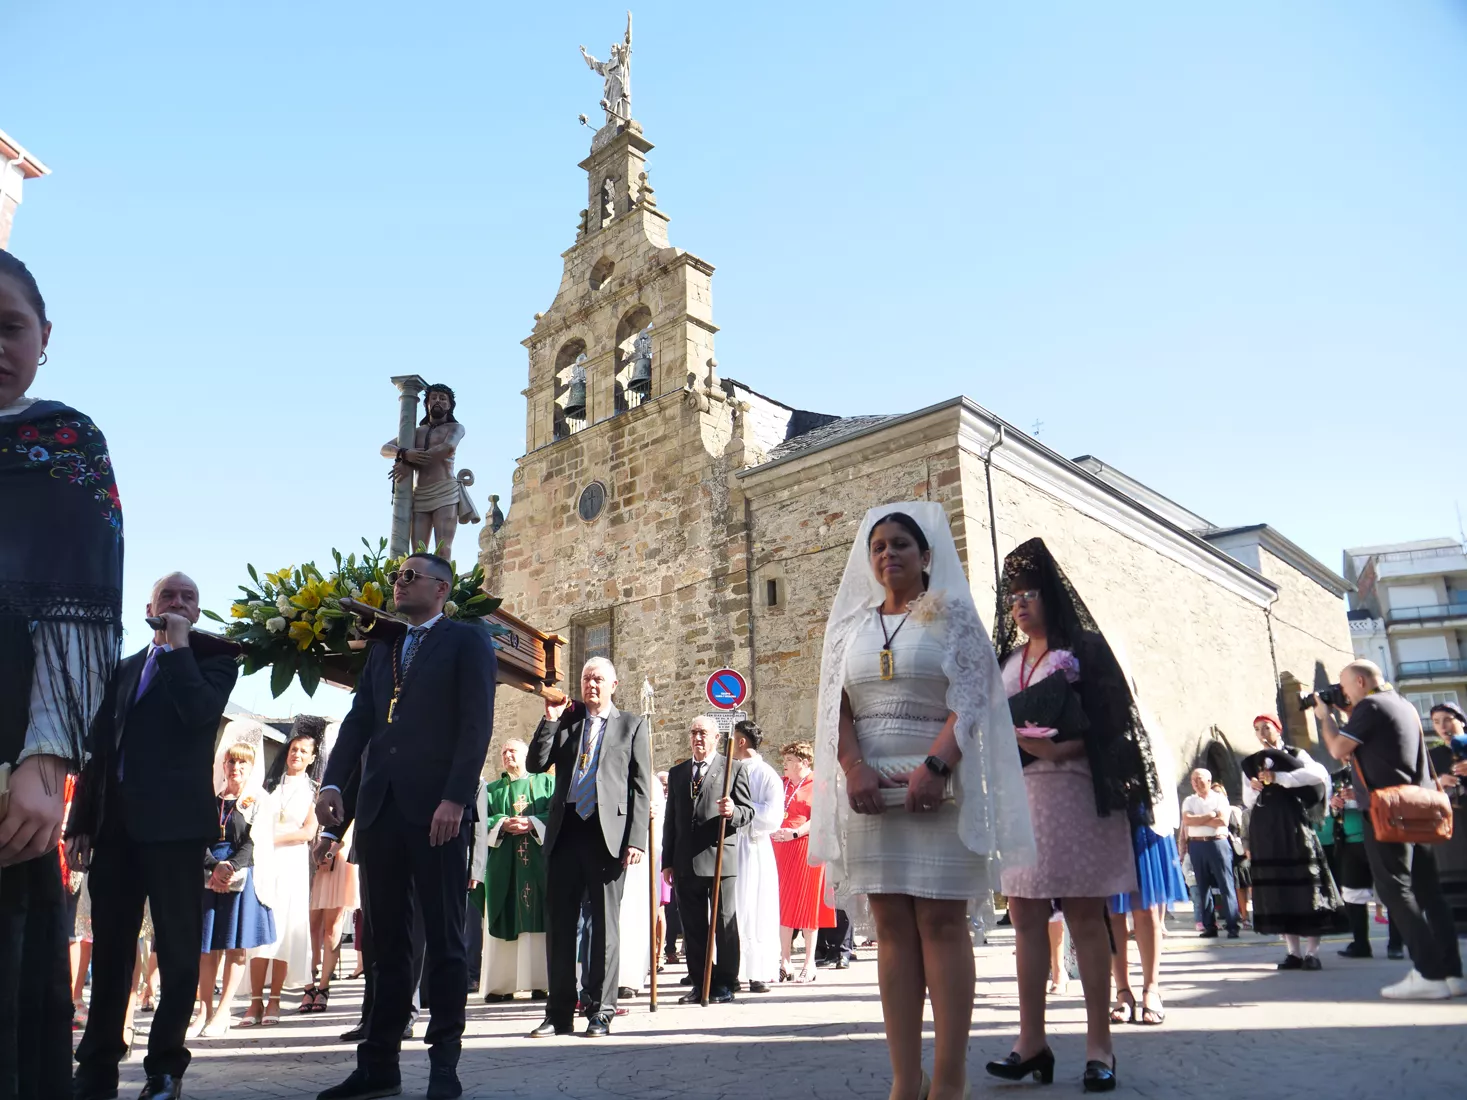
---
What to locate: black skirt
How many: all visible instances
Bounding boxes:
[1336,838,1374,893]
[1248,785,1344,936]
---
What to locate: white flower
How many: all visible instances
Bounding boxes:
[443,600,459,617]
[266,617,287,633]
[276,596,297,620]
[350,587,362,599]
[251,608,269,624]
[248,600,265,608]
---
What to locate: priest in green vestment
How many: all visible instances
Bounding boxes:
[476,738,556,1001]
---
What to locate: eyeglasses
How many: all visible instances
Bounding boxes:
[1006,590,1040,607]
[387,568,447,587]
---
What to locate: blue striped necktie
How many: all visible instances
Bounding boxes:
[570,716,602,819]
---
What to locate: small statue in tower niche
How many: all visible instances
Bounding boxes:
[601,177,616,226]
[636,170,657,208]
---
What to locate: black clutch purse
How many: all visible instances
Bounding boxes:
[1008,671,1089,765]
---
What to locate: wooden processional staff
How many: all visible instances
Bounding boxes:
[700,727,736,1006]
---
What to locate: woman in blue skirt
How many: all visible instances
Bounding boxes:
[1107,705,1188,1027]
[195,741,276,1036]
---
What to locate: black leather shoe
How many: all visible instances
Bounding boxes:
[425,1066,462,1099]
[584,1013,611,1038]
[835,957,851,970]
[1302,955,1322,971]
[482,993,512,1003]
[1082,1055,1117,1093]
[1277,954,1304,970]
[339,1023,367,1042]
[529,1017,572,1038]
[138,1075,183,1100]
[985,1048,1055,1084]
[316,1066,403,1100]
[748,980,770,993]
[530,989,548,1000]
[617,986,636,998]
[1198,928,1219,938]
[1387,946,1405,961]
[678,975,693,986]
[1338,942,1373,958]
[678,990,702,1004]
[708,987,735,1004]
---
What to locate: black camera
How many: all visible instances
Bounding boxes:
[1298,684,1348,711]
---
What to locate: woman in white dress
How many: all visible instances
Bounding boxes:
[811,504,1034,1100]
[242,717,322,1026]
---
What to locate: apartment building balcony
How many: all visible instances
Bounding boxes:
[1396,658,1467,682]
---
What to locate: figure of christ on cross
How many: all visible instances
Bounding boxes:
[381,383,466,560]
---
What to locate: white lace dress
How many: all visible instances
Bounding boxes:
[843,613,990,900]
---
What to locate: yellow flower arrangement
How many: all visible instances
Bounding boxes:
[288,617,327,651]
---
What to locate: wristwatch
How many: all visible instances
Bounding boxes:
[923,755,952,778]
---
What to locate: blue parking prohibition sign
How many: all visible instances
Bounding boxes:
[705,668,748,711]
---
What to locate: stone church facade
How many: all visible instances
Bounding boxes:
[479,115,1354,775]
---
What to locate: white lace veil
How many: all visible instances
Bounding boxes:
[808,502,1035,903]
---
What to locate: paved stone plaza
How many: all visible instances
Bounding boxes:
[97,924,1465,1099]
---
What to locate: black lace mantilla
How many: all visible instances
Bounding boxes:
[994,537,1161,820]
[0,580,122,623]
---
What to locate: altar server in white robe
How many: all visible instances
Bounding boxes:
[616,761,666,993]
[733,720,784,992]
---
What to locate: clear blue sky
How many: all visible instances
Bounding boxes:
[6,1,1465,717]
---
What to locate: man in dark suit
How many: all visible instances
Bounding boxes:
[70,573,239,1100]
[314,553,497,1100]
[527,658,650,1039]
[662,716,753,1004]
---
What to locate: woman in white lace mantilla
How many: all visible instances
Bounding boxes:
[810,503,1033,1100]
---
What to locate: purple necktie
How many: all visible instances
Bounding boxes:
[134,646,161,702]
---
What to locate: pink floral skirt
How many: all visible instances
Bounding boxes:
[1001,760,1137,900]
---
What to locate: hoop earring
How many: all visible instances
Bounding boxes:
[38,351,48,366]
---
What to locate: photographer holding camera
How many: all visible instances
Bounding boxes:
[1315,660,1465,1000]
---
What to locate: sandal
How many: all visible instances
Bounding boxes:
[1109,988,1136,1024]
[238,998,265,1027]
[1139,988,1165,1026]
[793,969,817,983]
[312,986,330,1013]
[262,998,281,1027]
[779,965,790,983]
[299,984,319,1013]
[122,1025,134,1058]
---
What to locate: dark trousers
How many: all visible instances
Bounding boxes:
[1362,829,1462,982]
[75,831,209,1086]
[545,811,626,1024]
[355,796,469,1069]
[466,893,483,987]
[663,893,682,958]
[818,907,855,962]
[675,873,739,995]
[1188,837,1240,933]
[0,852,72,1100]
[356,863,426,1028]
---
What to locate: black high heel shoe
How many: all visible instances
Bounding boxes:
[1082,1055,1117,1093]
[984,1048,1055,1084]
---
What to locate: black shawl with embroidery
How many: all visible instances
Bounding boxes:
[0,400,124,770]
[994,537,1160,820]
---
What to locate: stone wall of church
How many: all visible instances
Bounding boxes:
[481,389,753,765]
[734,415,1286,780]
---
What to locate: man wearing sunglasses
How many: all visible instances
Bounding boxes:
[315,553,497,1100]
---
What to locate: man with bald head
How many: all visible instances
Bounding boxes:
[1317,660,1465,1000]
[71,572,239,1100]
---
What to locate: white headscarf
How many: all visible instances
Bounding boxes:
[808,502,1035,903]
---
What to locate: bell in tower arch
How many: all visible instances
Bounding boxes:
[564,355,589,420]
[627,323,653,397]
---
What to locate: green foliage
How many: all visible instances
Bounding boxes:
[211,537,506,697]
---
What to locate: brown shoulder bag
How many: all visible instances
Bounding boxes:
[1354,727,1453,845]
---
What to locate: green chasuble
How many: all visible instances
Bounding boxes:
[484,771,555,941]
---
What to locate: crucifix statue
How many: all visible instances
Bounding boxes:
[380,381,478,561]
[580,12,632,125]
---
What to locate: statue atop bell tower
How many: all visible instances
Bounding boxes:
[580,12,632,126]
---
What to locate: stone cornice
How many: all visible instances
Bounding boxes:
[525,252,718,349]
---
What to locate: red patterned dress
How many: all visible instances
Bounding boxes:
[773,775,835,929]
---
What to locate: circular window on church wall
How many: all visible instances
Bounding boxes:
[578,481,607,523]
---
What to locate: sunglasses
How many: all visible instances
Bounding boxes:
[387,568,448,587]
[1005,589,1040,607]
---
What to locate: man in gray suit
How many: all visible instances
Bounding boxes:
[527,658,651,1038]
[661,717,753,1004]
